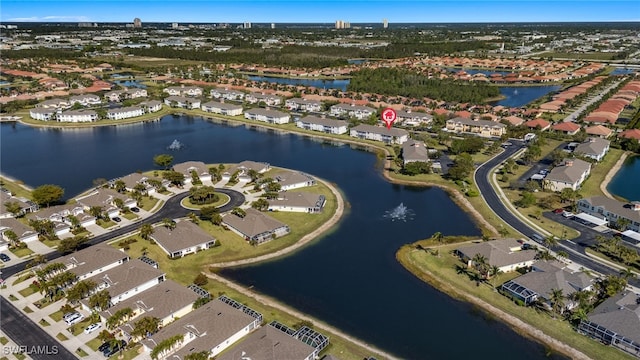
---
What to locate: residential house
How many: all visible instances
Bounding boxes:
[578,291,640,358]
[173,161,212,184]
[330,103,376,120]
[100,280,199,328]
[267,192,326,213]
[619,129,640,141]
[551,122,581,135]
[150,220,217,258]
[350,124,409,144]
[524,119,551,131]
[402,139,430,165]
[501,261,593,309]
[210,88,245,101]
[223,208,290,245]
[296,116,348,134]
[107,106,144,120]
[543,158,591,192]
[28,203,93,235]
[502,115,525,126]
[574,137,610,162]
[445,117,506,138]
[577,196,640,232]
[163,86,203,97]
[201,101,243,116]
[0,218,39,244]
[273,170,316,190]
[585,125,613,138]
[140,100,163,113]
[36,98,70,110]
[216,324,321,360]
[395,110,433,127]
[0,191,38,218]
[76,188,137,217]
[164,95,201,110]
[141,296,262,359]
[223,161,271,182]
[69,94,101,106]
[454,239,537,273]
[58,244,130,280]
[57,109,98,123]
[285,98,322,112]
[245,92,283,106]
[82,259,166,308]
[29,108,57,121]
[244,108,290,124]
[118,173,165,194]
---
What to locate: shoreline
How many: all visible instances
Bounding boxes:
[396,245,593,360]
[600,150,629,200]
[207,177,345,268]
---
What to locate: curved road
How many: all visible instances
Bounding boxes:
[0,188,245,359]
[474,142,638,286]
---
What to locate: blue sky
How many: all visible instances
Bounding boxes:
[2,1,639,23]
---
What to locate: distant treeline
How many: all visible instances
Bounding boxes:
[347,67,500,103]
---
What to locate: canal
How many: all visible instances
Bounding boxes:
[607,155,640,201]
[0,117,563,359]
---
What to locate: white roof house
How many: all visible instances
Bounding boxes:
[29,108,57,121]
[296,116,348,134]
[57,109,98,123]
[201,101,243,116]
[210,88,245,101]
[245,93,283,106]
[285,98,322,112]
[350,124,409,144]
[330,103,376,120]
[244,108,290,124]
[106,106,144,120]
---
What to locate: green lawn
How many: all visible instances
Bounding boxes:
[397,242,636,360]
[0,176,33,199]
[22,306,33,313]
[56,333,69,341]
[18,286,37,297]
[97,219,116,229]
[76,348,89,357]
[39,319,50,326]
[181,193,230,209]
[69,318,93,336]
[0,337,8,345]
[580,148,624,198]
[8,294,18,301]
[10,246,34,258]
[86,338,103,351]
[49,309,64,322]
[11,273,34,285]
[139,196,160,211]
[40,238,59,248]
[121,212,139,221]
[537,52,619,61]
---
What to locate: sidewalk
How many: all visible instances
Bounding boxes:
[2,273,103,359]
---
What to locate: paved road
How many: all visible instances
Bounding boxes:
[1,188,245,279]
[474,141,639,286]
[562,80,624,123]
[0,297,78,360]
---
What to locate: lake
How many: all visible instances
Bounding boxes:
[0,117,564,359]
[247,75,561,108]
[607,155,640,201]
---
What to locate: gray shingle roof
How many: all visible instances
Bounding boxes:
[216,326,315,360]
[506,261,592,301]
[574,137,609,157]
[447,117,506,128]
[545,158,591,184]
[299,116,348,128]
[244,107,289,118]
[84,258,165,299]
[456,239,537,268]
[350,124,409,137]
[201,100,243,111]
[268,192,325,209]
[579,196,640,223]
[587,292,640,344]
[402,139,429,162]
[222,208,288,238]
[58,244,129,278]
[150,220,216,255]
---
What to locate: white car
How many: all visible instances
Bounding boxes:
[65,313,84,325]
[562,211,574,218]
[84,323,101,334]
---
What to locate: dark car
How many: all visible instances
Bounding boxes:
[103,340,126,357]
[112,217,121,223]
[0,253,10,262]
[130,207,140,213]
[553,208,564,214]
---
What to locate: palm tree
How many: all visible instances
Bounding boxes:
[431,232,444,245]
[139,224,154,240]
[472,254,489,278]
[489,265,502,289]
[543,235,558,249]
[549,288,565,318]
[162,218,176,230]
[619,268,637,281]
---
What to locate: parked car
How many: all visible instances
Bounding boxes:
[553,208,564,214]
[64,312,84,325]
[130,207,140,213]
[0,253,10,262]
[63,312,79,320]
[112,217,121,223]
[562,211,574,218]
[103,340,126,357]
[530,233,545,244]
[84,323,101,334]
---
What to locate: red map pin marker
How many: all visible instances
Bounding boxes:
[381,108,397,130]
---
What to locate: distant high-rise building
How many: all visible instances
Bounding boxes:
[383,19,388,29]
[133,18,142,28]
[336,20,350,29]
[172,23,179,29]
[271,23,275,29]
[244,22,252,29]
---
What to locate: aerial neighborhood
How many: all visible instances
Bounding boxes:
[1,17,640,360]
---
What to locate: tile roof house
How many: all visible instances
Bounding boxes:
[201,101,243,116]
[585,125,613,138]
[402,139,430,165]
[501,261,593,309]
[296,116,348,135]
[445,117,506,138]
[101,280,199,329]
[223,208,290,245]
[273,170,316,190]
[577,196,640,232]
[578,292,640,358]
[268,192,326,213]
[543,158,591,192]
[349,124,409,144]
[502,115,525,126]
[173,161,212,184]
[215,325,318,360]
[524,119,551,131]
[454,239,537,273]
[619,129,640,141]
[82,258,166,307]
[574,137,610,162]
[150,220,217,258]
[0,218,38,244]
[551,122,581,135]
[58,244,130,280]
[141,297,262,359]
[244,108,290,124]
